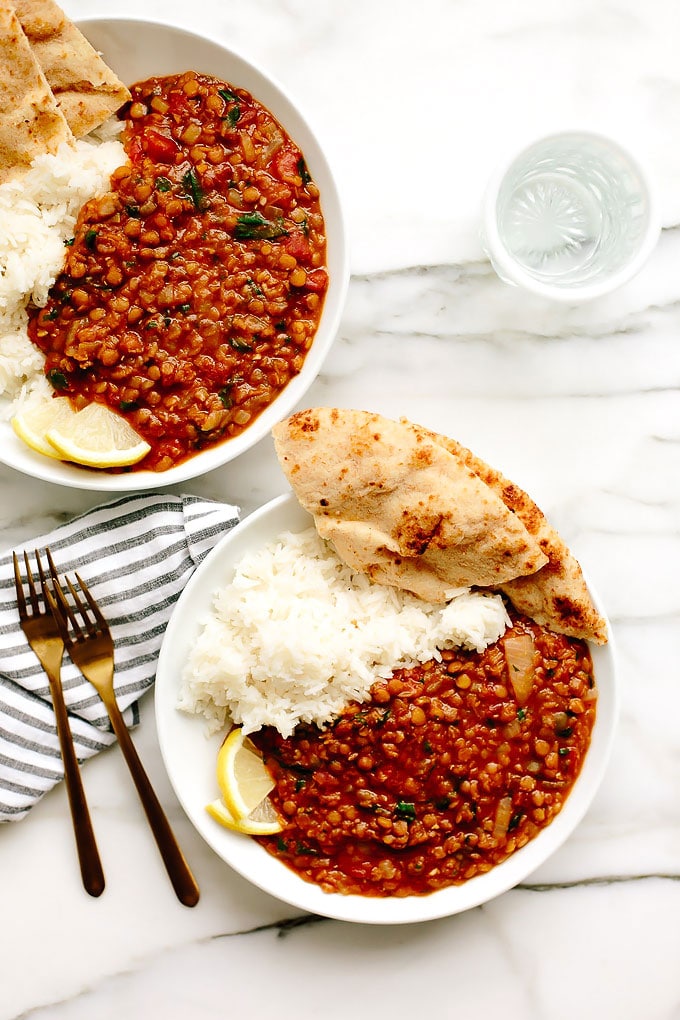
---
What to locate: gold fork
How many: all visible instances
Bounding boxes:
[44,564,200,908]
[13,549,105,897]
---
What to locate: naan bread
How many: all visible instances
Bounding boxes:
[410,423,608,644]
[12,0,130,137]
[273,408,548,601]
[0,0,72,183]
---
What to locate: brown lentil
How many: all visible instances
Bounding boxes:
[252,612,597,898]
[29,71,328,472]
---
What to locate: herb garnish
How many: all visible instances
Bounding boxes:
[297,157,312,184]
[229,337,253,352]
[47,369,68,390]
[295,843,318,856]
[394,801,416,821]
[155,176,172,192]
[84,228,98,250]
[234,211,288,240]
[182,168,206,210]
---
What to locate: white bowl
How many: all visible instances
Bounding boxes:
[155,491,619,925]
[0,19,348,491]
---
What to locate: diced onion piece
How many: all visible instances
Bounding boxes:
[493,796,513,842]
[504,718,521,739]
[503,632,536,705]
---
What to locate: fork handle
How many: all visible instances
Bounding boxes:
[50,681,105,897]
[103,696,200,907]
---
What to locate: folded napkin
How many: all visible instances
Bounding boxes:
[0,492,239,822]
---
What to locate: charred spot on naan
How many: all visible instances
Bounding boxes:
[394,510,445,557]
[286,408,321,438]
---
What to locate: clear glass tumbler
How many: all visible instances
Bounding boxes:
[482,131,659,301]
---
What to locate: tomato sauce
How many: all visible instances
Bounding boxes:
[252,613,597,897]
[29,72,328,471]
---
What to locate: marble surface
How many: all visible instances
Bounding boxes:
[1,1,679,1017]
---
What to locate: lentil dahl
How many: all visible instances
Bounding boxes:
[251,612,597,897]
[29,72,328,472]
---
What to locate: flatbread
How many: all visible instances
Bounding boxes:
[273,408,548,601]
[12,0,130,137]
[411,423,608,643]
[0,0,72,183]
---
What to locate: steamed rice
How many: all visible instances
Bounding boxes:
[0,133,126,419]
[178,527,511,737]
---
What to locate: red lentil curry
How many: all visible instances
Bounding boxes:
[251,611,596,897]
[29,71,328,472]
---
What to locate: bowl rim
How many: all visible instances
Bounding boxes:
[0,17,349,491]
[155,490,620,925]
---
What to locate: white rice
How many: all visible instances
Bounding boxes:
[0,132,126,419]
[178,527,511,738]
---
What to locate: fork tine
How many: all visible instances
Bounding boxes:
[65,576,98,638]
[34,548,48,591]
[47,561,85,641]
[23,551,41,615]
[42,582,67,635]
[35,548,70,642]
[12,552,27,618]
[74,573,107,629]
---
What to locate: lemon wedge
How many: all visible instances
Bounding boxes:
[11,397,79,458]
[216,726,277,820]
[206,795,283,836]
[45,402,151,468]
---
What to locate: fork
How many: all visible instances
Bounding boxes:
[44,564,200,908]
[13,549,105,897]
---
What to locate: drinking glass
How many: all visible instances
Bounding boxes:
[482,131,659,301]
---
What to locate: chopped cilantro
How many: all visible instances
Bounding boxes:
[297,157,312,184]
[47,369,68,390]
[181,168,205,210]
[394,801,416,821]
[229,337,253,352]
[234,211,288,240]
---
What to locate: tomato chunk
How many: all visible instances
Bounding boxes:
[273,149,301,184]
[305,269,328,292]
[284,232,312,263]
[143,129,179,163]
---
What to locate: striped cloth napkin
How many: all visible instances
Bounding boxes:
[0,492,239,821]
